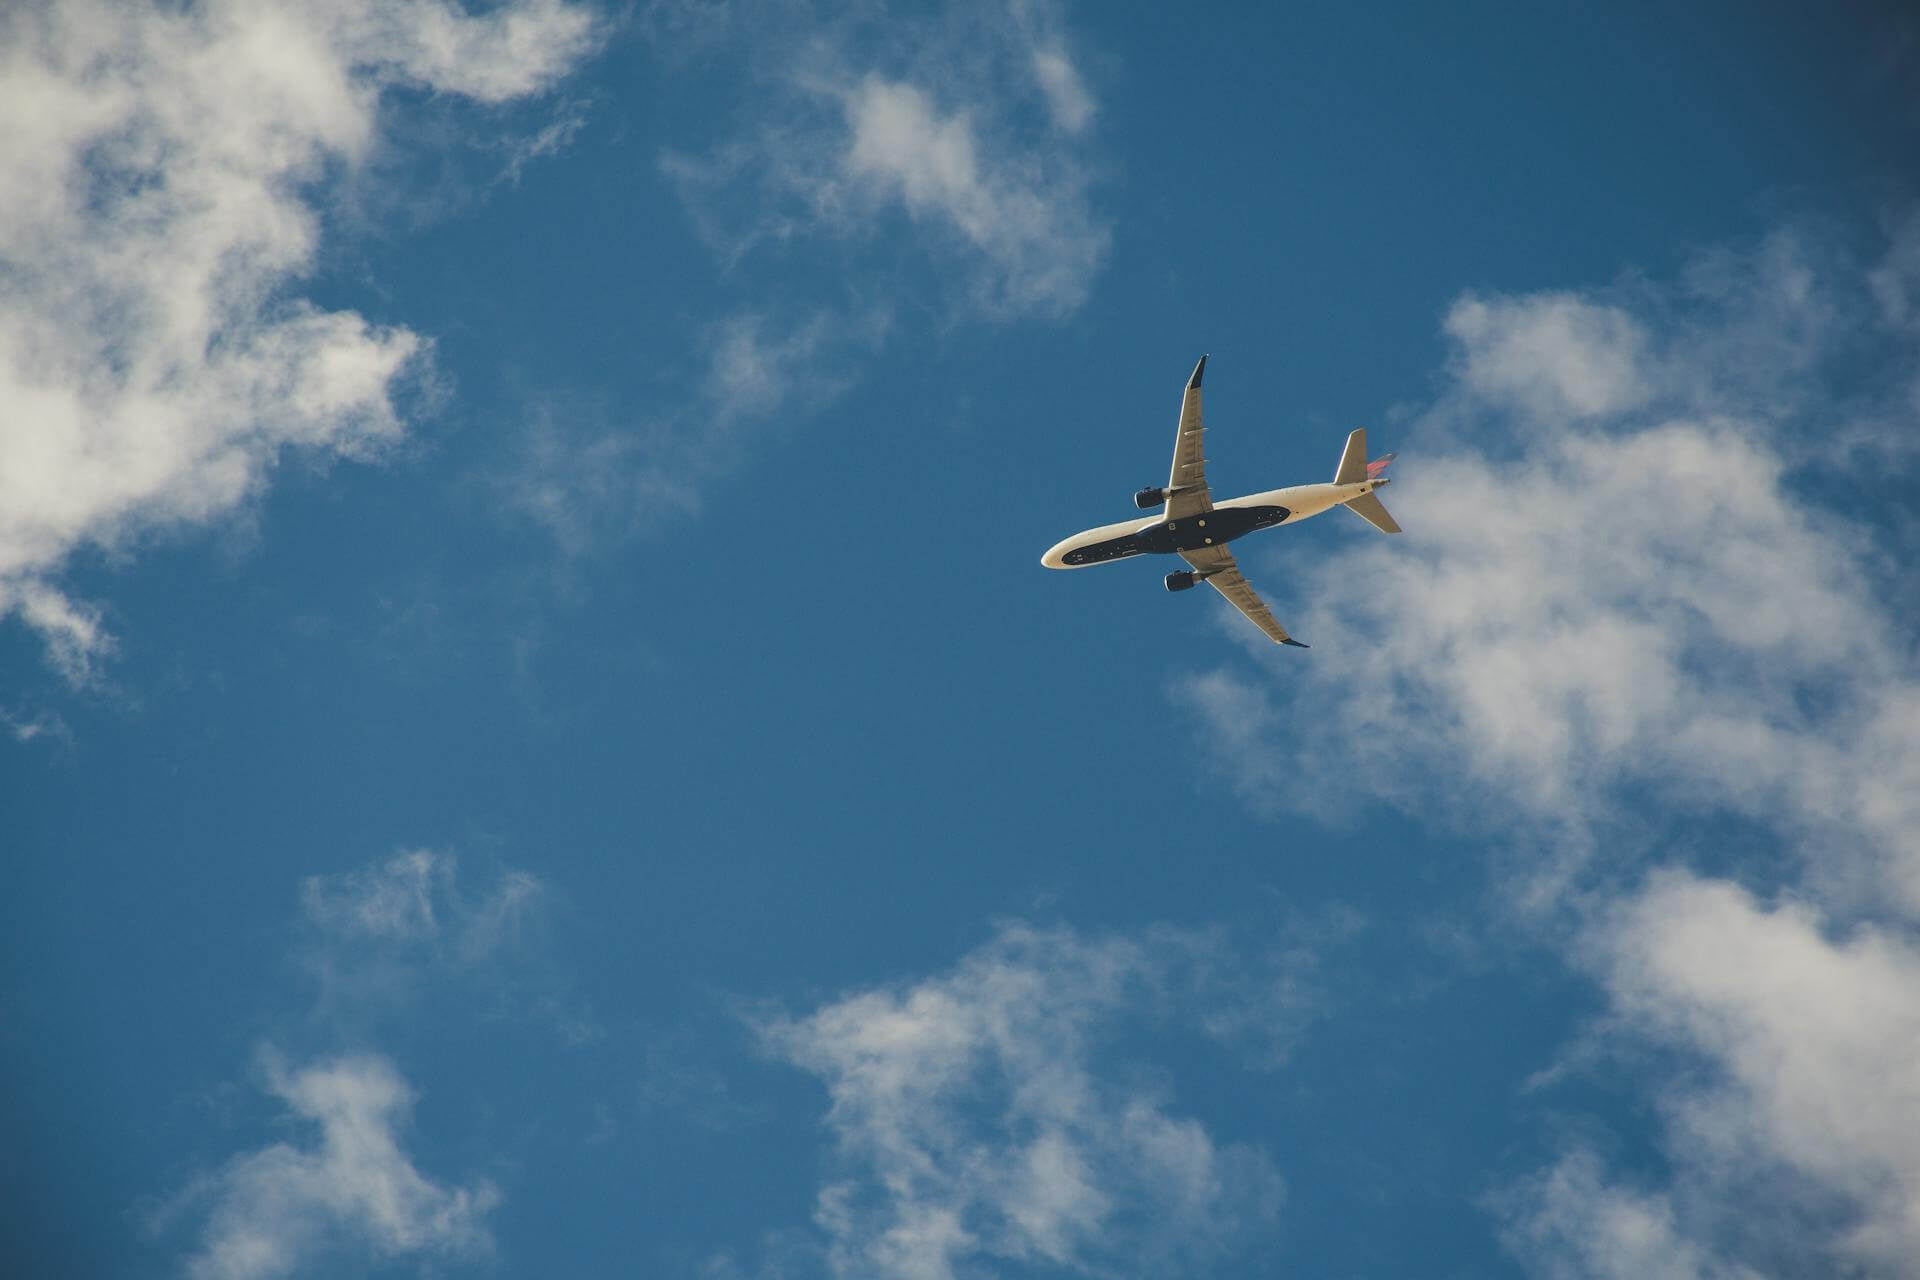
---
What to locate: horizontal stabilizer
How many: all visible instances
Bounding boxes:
[1344,491,1402,534]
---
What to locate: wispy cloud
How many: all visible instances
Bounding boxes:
[634,1026,774,1132]
[754,921,1289,1279]
[1173,215,1920,1275]
[168,1052,499,1280]
[827,72,1105,316]
[494,100,593,188]
[0,0,601,680]
[0,702,71,746]
[302,848,542,951]
[495,304,884,555]
[298,848,563,1028]
[658,0,1109,318]
[496,402,691,559]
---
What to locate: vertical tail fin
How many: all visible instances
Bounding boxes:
[1334,428,1369,485]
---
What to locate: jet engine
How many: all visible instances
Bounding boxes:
[1164,571,1198,592]
[1134,487,1170,509]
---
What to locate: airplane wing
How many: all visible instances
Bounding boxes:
[1165,355,1212,520]
[1178,545,1308,647]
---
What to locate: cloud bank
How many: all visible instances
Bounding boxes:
[1176,216,1920,1276]
[0,0,599,678]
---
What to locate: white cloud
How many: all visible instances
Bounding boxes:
[759,922,1284,1279]
[1006,0,1094,133]
[1030,49,1094,134]
[1596,874,1920,1271]
[1430,228,1879,450]
[0,0,599,679]
[161,850,579,1274]
[353,0,602,102]
[1179,229,1918,909]
[1179,420,1911,910]
[1172,218,1920,1276]
[1497,1150,1763,1280]
[842,80,983,217]
[830,74,1105,315]
[12,579,113,683]
[175,1052,498,1280]
[659,0,1108,318]
[1444,293,1653,420]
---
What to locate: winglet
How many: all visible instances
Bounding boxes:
[1187,354,1208,390]
[1281,637,1309,648]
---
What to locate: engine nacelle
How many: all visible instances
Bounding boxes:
[1164,570,1198,592]
[1134,487,1170,509]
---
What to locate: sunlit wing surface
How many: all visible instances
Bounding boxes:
[1178,544,1307,647]
[1165,355,1212,520]
[1345,491,1402,533]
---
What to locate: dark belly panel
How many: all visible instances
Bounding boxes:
[1133,505,1290,554]
[1060,534,1148,565]
[1061,505,1290,565]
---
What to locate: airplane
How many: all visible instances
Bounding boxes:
[1041,354,1400,648]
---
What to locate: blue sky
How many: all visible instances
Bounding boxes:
[4,1,1919,1277]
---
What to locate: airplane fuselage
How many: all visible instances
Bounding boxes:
[1041,478,1389,569]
